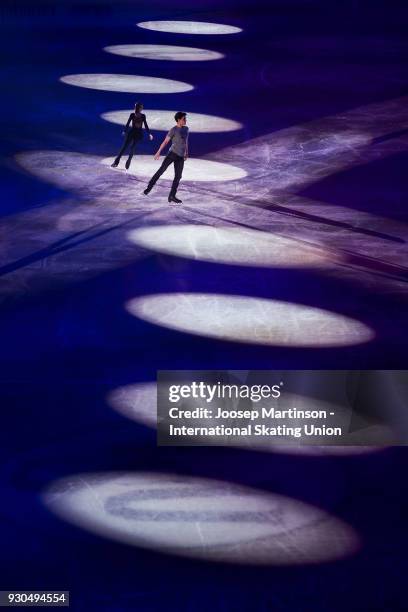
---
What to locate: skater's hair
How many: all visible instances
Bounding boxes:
[135,102,143,113]
[174,111,187,122]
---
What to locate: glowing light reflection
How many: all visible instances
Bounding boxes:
[104,44,223,62]
[125,293,374,347]
[101,109,243,133]
[43,472,358,564]
[137,21,242,35]
[126,224,342,268]
[60,74,193,93]
[102,156,247,182]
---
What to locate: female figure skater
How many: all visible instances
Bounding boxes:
[111,102,153,170]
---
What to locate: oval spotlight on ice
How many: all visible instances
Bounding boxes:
[43,472,359,565]
[101,109,242,133]
[125,293,375,348]
[104,44,224,62]
[126,225,342,268]
[137,21,242,35]
[102,156,247,182]
[60,74,193,94]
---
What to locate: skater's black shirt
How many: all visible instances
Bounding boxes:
[125,112,150,134]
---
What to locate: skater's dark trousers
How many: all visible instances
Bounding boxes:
[147,152,184,196]
[114,128,143,166]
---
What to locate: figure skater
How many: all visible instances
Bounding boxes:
[111,102,153,170]
[143,111,188,203]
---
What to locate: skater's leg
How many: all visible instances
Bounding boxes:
[112,132,132,166]
[145,153,174,192]
[125,136,138,170]
[169,156,184,198]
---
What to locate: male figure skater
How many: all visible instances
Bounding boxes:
[111,102,153,170]
[143,111,188,203]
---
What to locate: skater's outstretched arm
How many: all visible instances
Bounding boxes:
[143,114,154,141]
[122,113,133,135]
[154,135,171,160]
